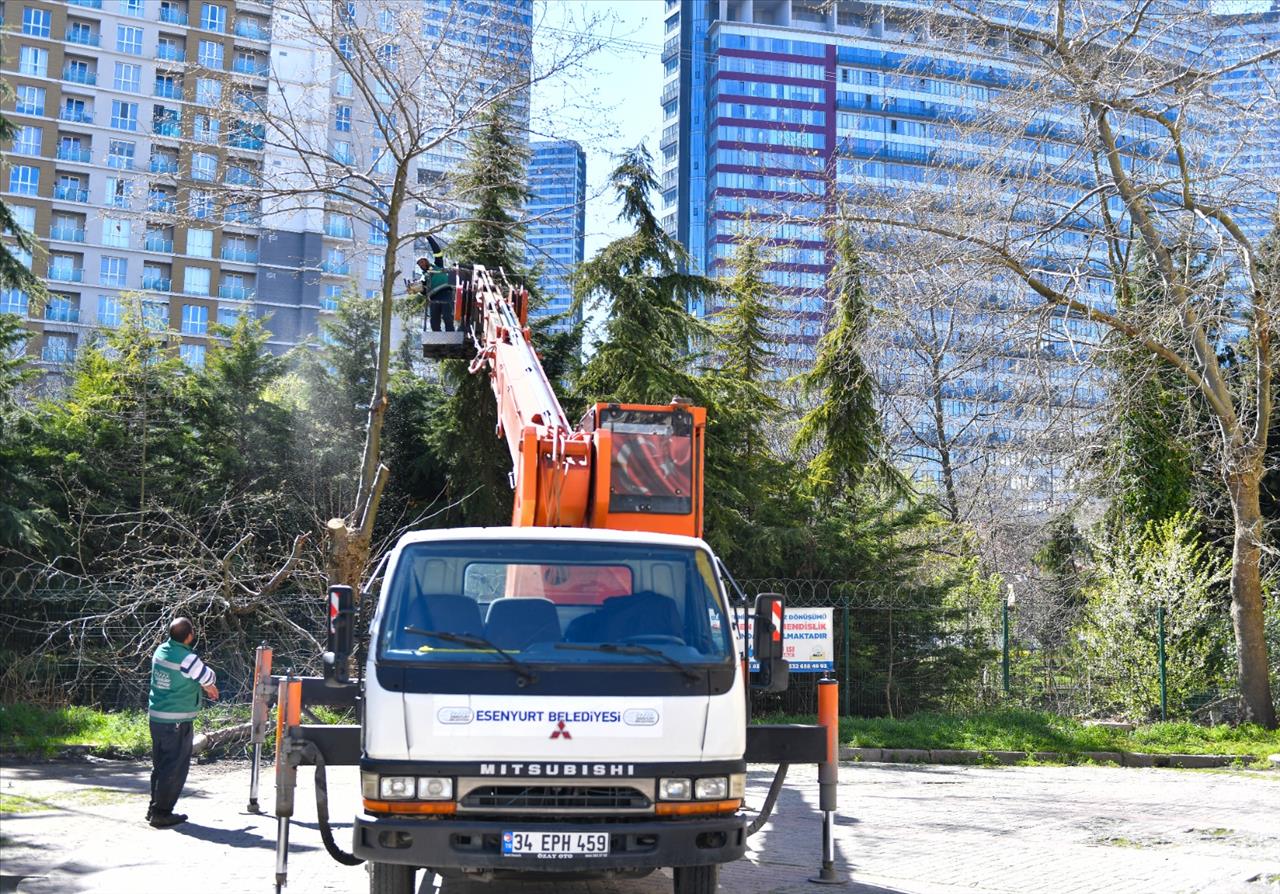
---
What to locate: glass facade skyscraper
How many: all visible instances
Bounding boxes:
[524,140,586,332]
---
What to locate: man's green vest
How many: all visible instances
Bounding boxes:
[148,639,204,722]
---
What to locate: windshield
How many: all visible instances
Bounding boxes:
[378,539,733,668]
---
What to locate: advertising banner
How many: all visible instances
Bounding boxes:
[735,607,835,673]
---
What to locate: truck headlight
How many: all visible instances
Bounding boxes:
[658,777,692,800]
[694,777,728,800]
[379,776,417,800]
[417,777,453,800]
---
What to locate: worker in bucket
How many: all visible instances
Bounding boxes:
[146,616,218,828]
[417,233,454,333]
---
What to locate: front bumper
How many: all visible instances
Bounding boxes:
[352,813,747,872]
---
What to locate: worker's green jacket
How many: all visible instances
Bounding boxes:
[148,638,215,723]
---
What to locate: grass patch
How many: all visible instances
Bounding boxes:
[0,792,54,814]
[757,708,1280,763]
[0,702,252,758]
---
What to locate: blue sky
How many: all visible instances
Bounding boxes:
[531,1,665,259]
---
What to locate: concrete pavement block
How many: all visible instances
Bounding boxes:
[984,751,1027,765]
[1163,754,1234,768]
[1080,751,1123,764]
[929,749,982,765]
[879,748,930,763]
[839,747,882,762]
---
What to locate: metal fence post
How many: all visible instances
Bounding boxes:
[1157,603,1167,722]
[1001,600,1010,695]
[841,599,851,715]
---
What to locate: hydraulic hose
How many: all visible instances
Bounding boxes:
[300,741,364,866]
[746,763,790,837]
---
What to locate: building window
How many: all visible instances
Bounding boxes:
[337,36,353,58]
[43,334,74,364]
[98,295,122,327]
[335,72,353,97]
[332,141,352,164]
[19,46,49,77]
[8,205,37,233]
[107,140,136,170]
[8,166,40,197]
[111,100,139,131]
[180,343,207,367]
[366,254,385,280]
[142,301,168,330]
[194,115,220,143]
[102,217,131,248]
[190,190,214,219]
[181,303,209,334]
[65,59,93,84]
[217,307,241,327]
[378,8,394,32]
[14,85,45,116]
[195,77,222,106]
[21,7,52,37]
[1,289,30,316]
[335,105,352,132]
[183,268,211,296]
[100,256,129,287]
[106,176,134,208]
[13,125,42,156]
[200,3,227,32]
[121,0,145,15]
[157,36,184,61]
[114,61,142,92]
[116,24,144,55]
[191,152,217,181]
[198,39,225,68]
[187,228,214,258]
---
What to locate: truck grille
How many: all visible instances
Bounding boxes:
[460,785,651,812]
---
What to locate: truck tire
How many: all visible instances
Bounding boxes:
[673,865,719,894]
[369,862,415,894]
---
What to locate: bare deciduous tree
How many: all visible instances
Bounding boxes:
[214,1,607,587]
[850,0,1278,725]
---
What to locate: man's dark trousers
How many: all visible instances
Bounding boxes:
[149,720,193,816]
[429,299,454,332]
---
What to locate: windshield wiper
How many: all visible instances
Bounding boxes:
[555,642,701,683]
[404,627,538,686]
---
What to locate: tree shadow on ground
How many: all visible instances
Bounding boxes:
[172,820,319,852]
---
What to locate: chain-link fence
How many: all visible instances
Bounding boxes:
[1,568,1258,722]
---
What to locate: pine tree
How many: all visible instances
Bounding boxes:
[576,146,714,405]
[793,223,899,500]
[0,85,46,301]
[430,103,541,526]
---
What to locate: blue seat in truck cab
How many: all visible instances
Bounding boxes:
[484,598,561,651]
[564,591,682,643]
[401,594,484,647]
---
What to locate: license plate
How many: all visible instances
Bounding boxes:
[501,830,610,859]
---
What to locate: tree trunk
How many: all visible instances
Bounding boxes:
[326,517,370,591]
[1227,470,1277,728]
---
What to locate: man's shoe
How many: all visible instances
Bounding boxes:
[149,812,187,828]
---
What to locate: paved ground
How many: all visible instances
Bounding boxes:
[1,758,1277,894]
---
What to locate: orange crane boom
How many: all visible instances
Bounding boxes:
[422,265,705,538]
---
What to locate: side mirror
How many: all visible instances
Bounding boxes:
[751,593,789,693]
[323,584,355,686]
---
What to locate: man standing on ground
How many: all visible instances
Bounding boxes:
[146,617,218,828]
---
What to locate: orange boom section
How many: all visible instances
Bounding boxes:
[433,265,706,539]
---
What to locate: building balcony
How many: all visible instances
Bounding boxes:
[159,6,188,24]
[154,84,184,100]
[150,156,180,174]
[321,261,350,275]
[219,284,254,300]
[53,185,90,202]
[59,109,94,124]
[153,121,181,138]
[156,46,186,63]
[142,276,173,292]
[224,167,257,186]
[106,155,135,171]
[148,197,178,214]
[65,31,101,47]
[227,134,265,151]
[220,246,258,262]
[223,209,260,225]
[56,145,93,163]
[67,0,103,7]
[144,235,175,252]
[62,67,97,85]
[14,102,45,116]
[324,223,353,239]
[48,267,84,283]
[234,20,270,40]
[41,345,77,363]
[231,58,269,77]
[50,224,86,242]
[45,305,81,324]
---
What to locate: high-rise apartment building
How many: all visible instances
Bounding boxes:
[0,0,533,378]
[524,140,585,332]
[661,0,1272,511]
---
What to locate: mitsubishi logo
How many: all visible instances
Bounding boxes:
[549,720,572,740]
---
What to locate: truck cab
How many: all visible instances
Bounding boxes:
[353,526,748,894]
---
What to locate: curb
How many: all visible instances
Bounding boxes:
[838,746,1243,768]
